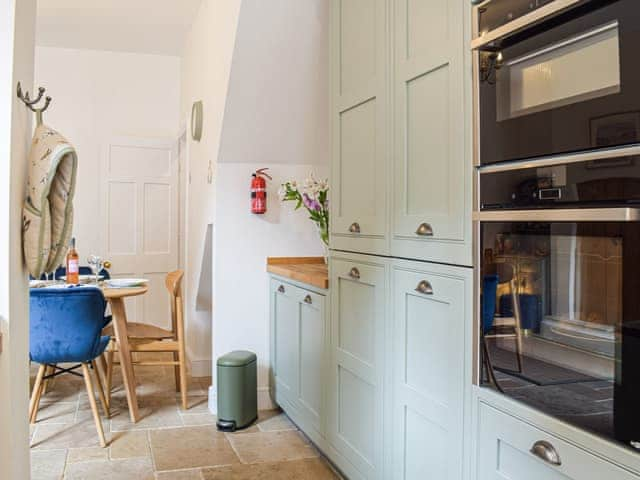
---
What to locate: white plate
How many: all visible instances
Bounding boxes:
[105,278,149,288]
[61,274,104,284]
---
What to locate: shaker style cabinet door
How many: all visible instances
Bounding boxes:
[391,0,471,266]
[297,289,326,439]
[477,403,640,480]
[328,256,387,480]
[271,279,300,410]
[392,261,470,480]
[330,0,389,256]
[270,279,327,445]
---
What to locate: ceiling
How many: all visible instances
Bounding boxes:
[36,0,203,56]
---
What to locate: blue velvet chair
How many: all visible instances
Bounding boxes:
[50,266,113,327]
[481,263,525,392]
[29,286,110,447]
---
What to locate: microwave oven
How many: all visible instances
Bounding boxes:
[473,0,640,166]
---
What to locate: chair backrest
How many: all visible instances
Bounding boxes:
[165,270,184,337]
[30,286,108,364]
[495,262,516,285]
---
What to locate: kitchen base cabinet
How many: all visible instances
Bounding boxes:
[392,260,471,480]
[477,402,639,480]
[270,277,327,447]
[327,254,388,480]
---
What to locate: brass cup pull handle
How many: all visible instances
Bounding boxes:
[416,223,434,236]
[304,295,313,304]
[278,285,285,293]
[348,267,361,280]
[530,441,561,466]
[415,280,433,295]
[349,222,361,234]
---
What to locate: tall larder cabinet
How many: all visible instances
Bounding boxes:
[328,1,473,479]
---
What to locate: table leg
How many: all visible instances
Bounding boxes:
[109,298,140,423]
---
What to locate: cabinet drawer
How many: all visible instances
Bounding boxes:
[478,402,638,480]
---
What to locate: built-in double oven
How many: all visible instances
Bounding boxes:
[473,0,640,451]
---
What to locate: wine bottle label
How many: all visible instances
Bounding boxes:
[68,260,79,274]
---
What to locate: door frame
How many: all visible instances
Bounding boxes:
[0,0,37,478]
[178,125,190,273]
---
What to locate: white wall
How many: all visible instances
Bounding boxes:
[213,163,327,409]
[34,46,181,259]
[0,0,36,477]
[180,0,242,376]
[211,0,329,410]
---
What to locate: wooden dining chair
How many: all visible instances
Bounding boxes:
[104,270,188,409]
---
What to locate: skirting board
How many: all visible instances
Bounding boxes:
[208,386,277,415]
[189,357,212,378]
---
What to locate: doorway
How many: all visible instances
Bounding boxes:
[101,136,180,330]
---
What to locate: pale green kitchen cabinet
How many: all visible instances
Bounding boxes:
[269,277,327,447]
[391,259,472,480]
[327,254,389,480]
[390,0,472,266]
[329,0,389,256]
[476,402,640,480]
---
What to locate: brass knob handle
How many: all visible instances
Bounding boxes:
[530,440,561,466]
[348,267,360,280]
[416,223,434,236]
[278,285,285,293]
[103,260,112,269]
[349,222,361,234]
[304,295,313,304]
[415,280,433,295]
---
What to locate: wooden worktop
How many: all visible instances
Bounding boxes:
[267,257,328,290]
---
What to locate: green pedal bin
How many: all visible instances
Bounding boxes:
[216,350,257,431]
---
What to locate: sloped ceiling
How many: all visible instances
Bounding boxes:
[36,0,203,56]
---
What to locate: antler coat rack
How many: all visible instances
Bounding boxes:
[16,82,51,126]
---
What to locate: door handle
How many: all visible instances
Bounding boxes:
[416,223,434,236]
[348,222,361,234]
[474,208,640,222]
[415,280,433,295]
[277,285,285,293]
[348,267,360,280]
[530,440,561,466]
[303,295,313,304]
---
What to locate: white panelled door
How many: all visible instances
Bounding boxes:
[102,137,179,330]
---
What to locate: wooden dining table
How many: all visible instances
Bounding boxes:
[102,285,147,423]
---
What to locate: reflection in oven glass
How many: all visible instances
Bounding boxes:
[481,223,621,442]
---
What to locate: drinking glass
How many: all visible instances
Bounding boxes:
[87,255,104,285]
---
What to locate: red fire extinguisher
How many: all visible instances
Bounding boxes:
[251,168,272,214]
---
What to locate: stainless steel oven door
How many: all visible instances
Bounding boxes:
[475,208,640,451]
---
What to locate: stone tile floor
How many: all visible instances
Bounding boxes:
[30,357,340,479]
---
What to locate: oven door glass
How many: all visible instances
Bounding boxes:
[480,220,640,450]
[479,0,640,165]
